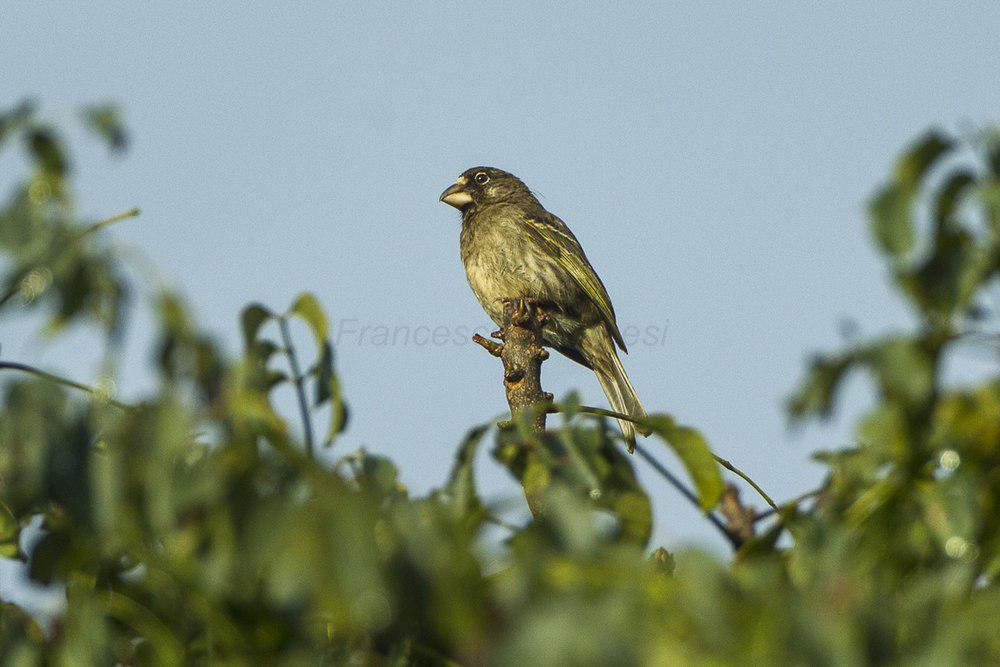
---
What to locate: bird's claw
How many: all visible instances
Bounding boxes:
[502,298,547,329]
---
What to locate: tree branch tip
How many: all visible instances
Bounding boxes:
[472,334,503,357]
[90,207,142,232]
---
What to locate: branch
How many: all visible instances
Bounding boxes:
[0,361,132,410]
[84,207,141,236]
[473,299,551,435]
[278,316,315,458]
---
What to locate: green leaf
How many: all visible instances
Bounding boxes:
[981,182,1000,235]
[869,131,955,263]
[787,352,855,421]
[894,130,952,190]
[438,425,488,522]
[869,184,914,260]
[80,104,128,153]
[324,399,349,448]
[265,369,288,390]
[560,391,581,425]
[315,341,334,405]
[289,292,328,344]
[0,99,35,147]
[315,341,348,446]
[934,170,975,227]
[26,127,68,176]
[562,426,653,544]
[867,338,934,410]
[904,236,986,321]
[612,489,653,544]
[353,451,405,500]
[988,131,1000,177]
[0,501,19,542]
[0,501,20,559]
[645,415,724,510]
[241,303,273,347]
[856,404,908,460]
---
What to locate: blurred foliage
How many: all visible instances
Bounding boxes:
[0,101,998,665]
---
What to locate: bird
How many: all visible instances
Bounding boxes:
[439,166,647,450]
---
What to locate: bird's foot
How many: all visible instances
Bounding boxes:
[533,303,550,326]
[501,298,548,329]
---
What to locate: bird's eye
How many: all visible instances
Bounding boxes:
[474,172,489,184]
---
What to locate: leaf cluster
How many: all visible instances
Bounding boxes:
[0,103,998,664]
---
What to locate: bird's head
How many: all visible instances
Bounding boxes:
[439,167,536,212]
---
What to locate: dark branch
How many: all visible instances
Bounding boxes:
[0,361,132,411]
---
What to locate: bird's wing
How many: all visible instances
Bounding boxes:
[519,212,628,352]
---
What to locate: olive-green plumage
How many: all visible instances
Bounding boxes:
[440,166,647,449]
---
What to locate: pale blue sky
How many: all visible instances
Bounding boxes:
[3,1,1000,578]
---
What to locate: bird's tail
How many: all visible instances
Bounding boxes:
[585,328,647,453]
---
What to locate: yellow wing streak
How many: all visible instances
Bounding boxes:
[519,214,628,352]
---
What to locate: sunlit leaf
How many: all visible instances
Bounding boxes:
[870,184,914,260]
[289,292,328,344]
[894,131,952,189]
[644,415,723,510]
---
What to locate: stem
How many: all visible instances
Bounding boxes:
[0,361,132,410]
[549,402,780,515]
[84,207,141,236]
[712,455,778,515]
[278,316,315,457]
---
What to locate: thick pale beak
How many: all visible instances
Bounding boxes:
[439,182,473,209]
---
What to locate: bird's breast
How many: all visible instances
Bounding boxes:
[461,218,541,320]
